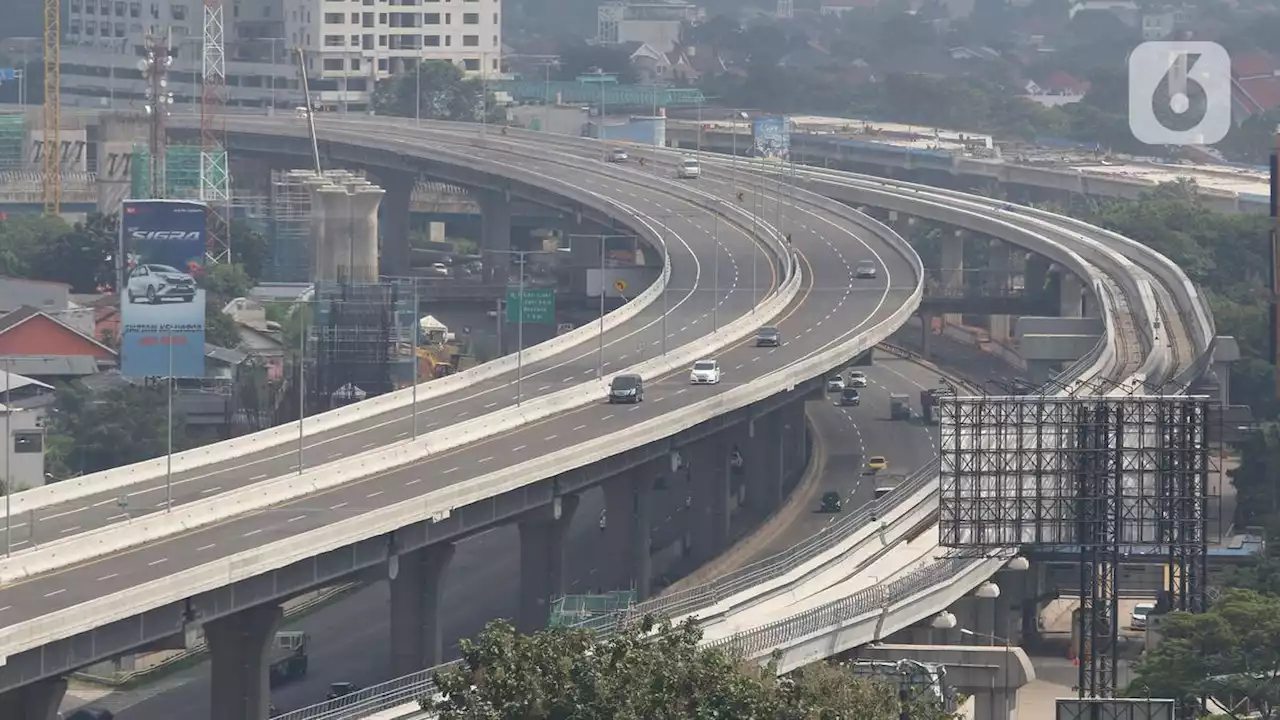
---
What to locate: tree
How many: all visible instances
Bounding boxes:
[372,60,503,123]
[26,212,119,293]
[1128,589,1280,715]
[205,296,241,349]
[428,617,959,719]
[44,381,188,480]
[203,262,254,301]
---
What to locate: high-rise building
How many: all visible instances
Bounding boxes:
[59,0,502,111]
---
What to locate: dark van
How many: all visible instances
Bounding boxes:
[608,374,644,404]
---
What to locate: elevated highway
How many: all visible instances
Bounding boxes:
[231,122,1213,720]
[0,118,922,719]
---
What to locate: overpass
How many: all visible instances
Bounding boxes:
[248,123,1212,720]
[0,118,1214,720]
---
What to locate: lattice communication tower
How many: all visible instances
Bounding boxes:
[201,0,231,263]
[937,394,1210,705]
[42,0,61,215]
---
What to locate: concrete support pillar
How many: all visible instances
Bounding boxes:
[743,412,784,512]
[601,468,658,598]
[1025,254,1050,294]
[389,542,455,676]
[479,190,513,284]
[919,310,934,359]
[1059,272,1083,317]
[304,176,331,283]
[776,402,807,490]
[0,678,67,720]
[380,178,413,277]
[349,185,386,283]
[973,689,1019,720]
[206,603,283,720]
[517,494,580,634]
[988,242,1012,343]
[690,436,732,565]
[941,232,965,325]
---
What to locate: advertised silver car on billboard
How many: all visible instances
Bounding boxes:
[126,263,198,304]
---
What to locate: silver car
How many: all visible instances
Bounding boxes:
[855,260,878,279]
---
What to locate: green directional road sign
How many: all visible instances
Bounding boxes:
[505,286,556,324]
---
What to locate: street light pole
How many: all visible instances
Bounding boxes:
[165,336,174,511]
[297,303,306,474]
[4,358,10,556]
[415,56,421,126]
[489,248,550,404]
[660,227,668,355]
[411,277,419,438]
[712,213,720,332]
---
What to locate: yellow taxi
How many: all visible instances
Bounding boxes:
[866,456,887,472]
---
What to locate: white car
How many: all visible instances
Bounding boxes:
[608,147,628,163]
[855,260,878,279]
[677,156,701,179]
[848,370,868,388]
[126,264,197,304]
[689,359,721,384]
[1131,601,1156,630]
[826,376,845,392]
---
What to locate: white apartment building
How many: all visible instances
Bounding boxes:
[597,1,702,55]
[59,0,501,111]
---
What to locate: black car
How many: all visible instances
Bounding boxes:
[839,387,860,406]
[328,681,361,700]
[819,491,842,513]
[608,374,644,404]
[755,326,780,347]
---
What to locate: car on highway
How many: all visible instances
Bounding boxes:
[867,455,887,472]
[690,359,722,385]
[848,370,868,387]
[677,156,701,179]
[819,491,842,513]
[607,147,629,163]
[1131,601,1156,630]
[328,681,361,700]
[839,387,860,406]
[855,260,878,279]
[126,263,198,304]
[755,326,781,347]
[827,375,845,392]
[608,373,644,403]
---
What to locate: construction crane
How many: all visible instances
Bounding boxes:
[42,0,60,215]
[201,0,231,263]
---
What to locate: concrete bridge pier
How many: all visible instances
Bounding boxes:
[205,603,283,720]
[388,541,456,675]
[517,494,580,634]
[600,464,659,599]
[941,231,965,325]
[988,243,1013,343]
[778,402,808,489]
[0,678,66,720]
[689,434,733,567]
[1059,271,1084,317]
[478,190,513,284]
[742,410,785,512]
[379,175,414,276]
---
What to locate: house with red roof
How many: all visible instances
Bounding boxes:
[1231,51,1280,122]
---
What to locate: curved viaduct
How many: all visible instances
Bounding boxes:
[0,117,1216,720]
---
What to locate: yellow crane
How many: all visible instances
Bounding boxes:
[42,0,60,215]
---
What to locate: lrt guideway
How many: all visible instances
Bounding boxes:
[3,144,776,550]
[0,125,918,706]
[91,358,942,719]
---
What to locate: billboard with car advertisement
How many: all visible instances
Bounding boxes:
[119,199,208,378]
[751,116,791,160]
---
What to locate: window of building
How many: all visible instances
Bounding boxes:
[101,21,111,34]
[324,12,343,23]
[85,22,95,33]
[462,34,477,46]
[491,33,496,46]
[362,11,373,26]
[462,58,478,71]
[378,34,387,46]
[69,19,82,32]
[350,58,361,71]
[362,34,373,49]
[378,12,386,22]
[350,12,358,22]
[324,34,344,46]
[114,1,125,15]
[350,33,359,44]
[377,57,388,71]
[115,22,125,35]
[491,56,498,71]
[444,34,450,45]
[423,12,439,23]
[171,4,186,20]
[462,12,477,23]
[150,2,159,17]
[14,432,42,454]
[324,57,344,70]
[84,1,95,13]
[70,0,82,11]
[129,1,140,16]
[99,1,110,14]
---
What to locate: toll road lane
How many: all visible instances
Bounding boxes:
[15,174,778,550]
[0,197,911,628]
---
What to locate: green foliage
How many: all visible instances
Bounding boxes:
[205,296,241,349]
[0,212,117,292]
[203,263,255,302]
[44,381,189,480]
[427,617,958,719]
[1127,589,1280,715]
[372,60,503,123]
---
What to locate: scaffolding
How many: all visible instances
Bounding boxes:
[267,169,315,282]
[129,143,222,200]
[307,280,412,414]
[0,114,25,171]
[550,591,637,628]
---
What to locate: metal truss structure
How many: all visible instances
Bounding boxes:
[938,395,1210,701]
[200,0,231,263]
[309,280,409,413]
[41,0,60,215]
[1056,698,1175,720]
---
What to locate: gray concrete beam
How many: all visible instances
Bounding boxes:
[0,678,66,720]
